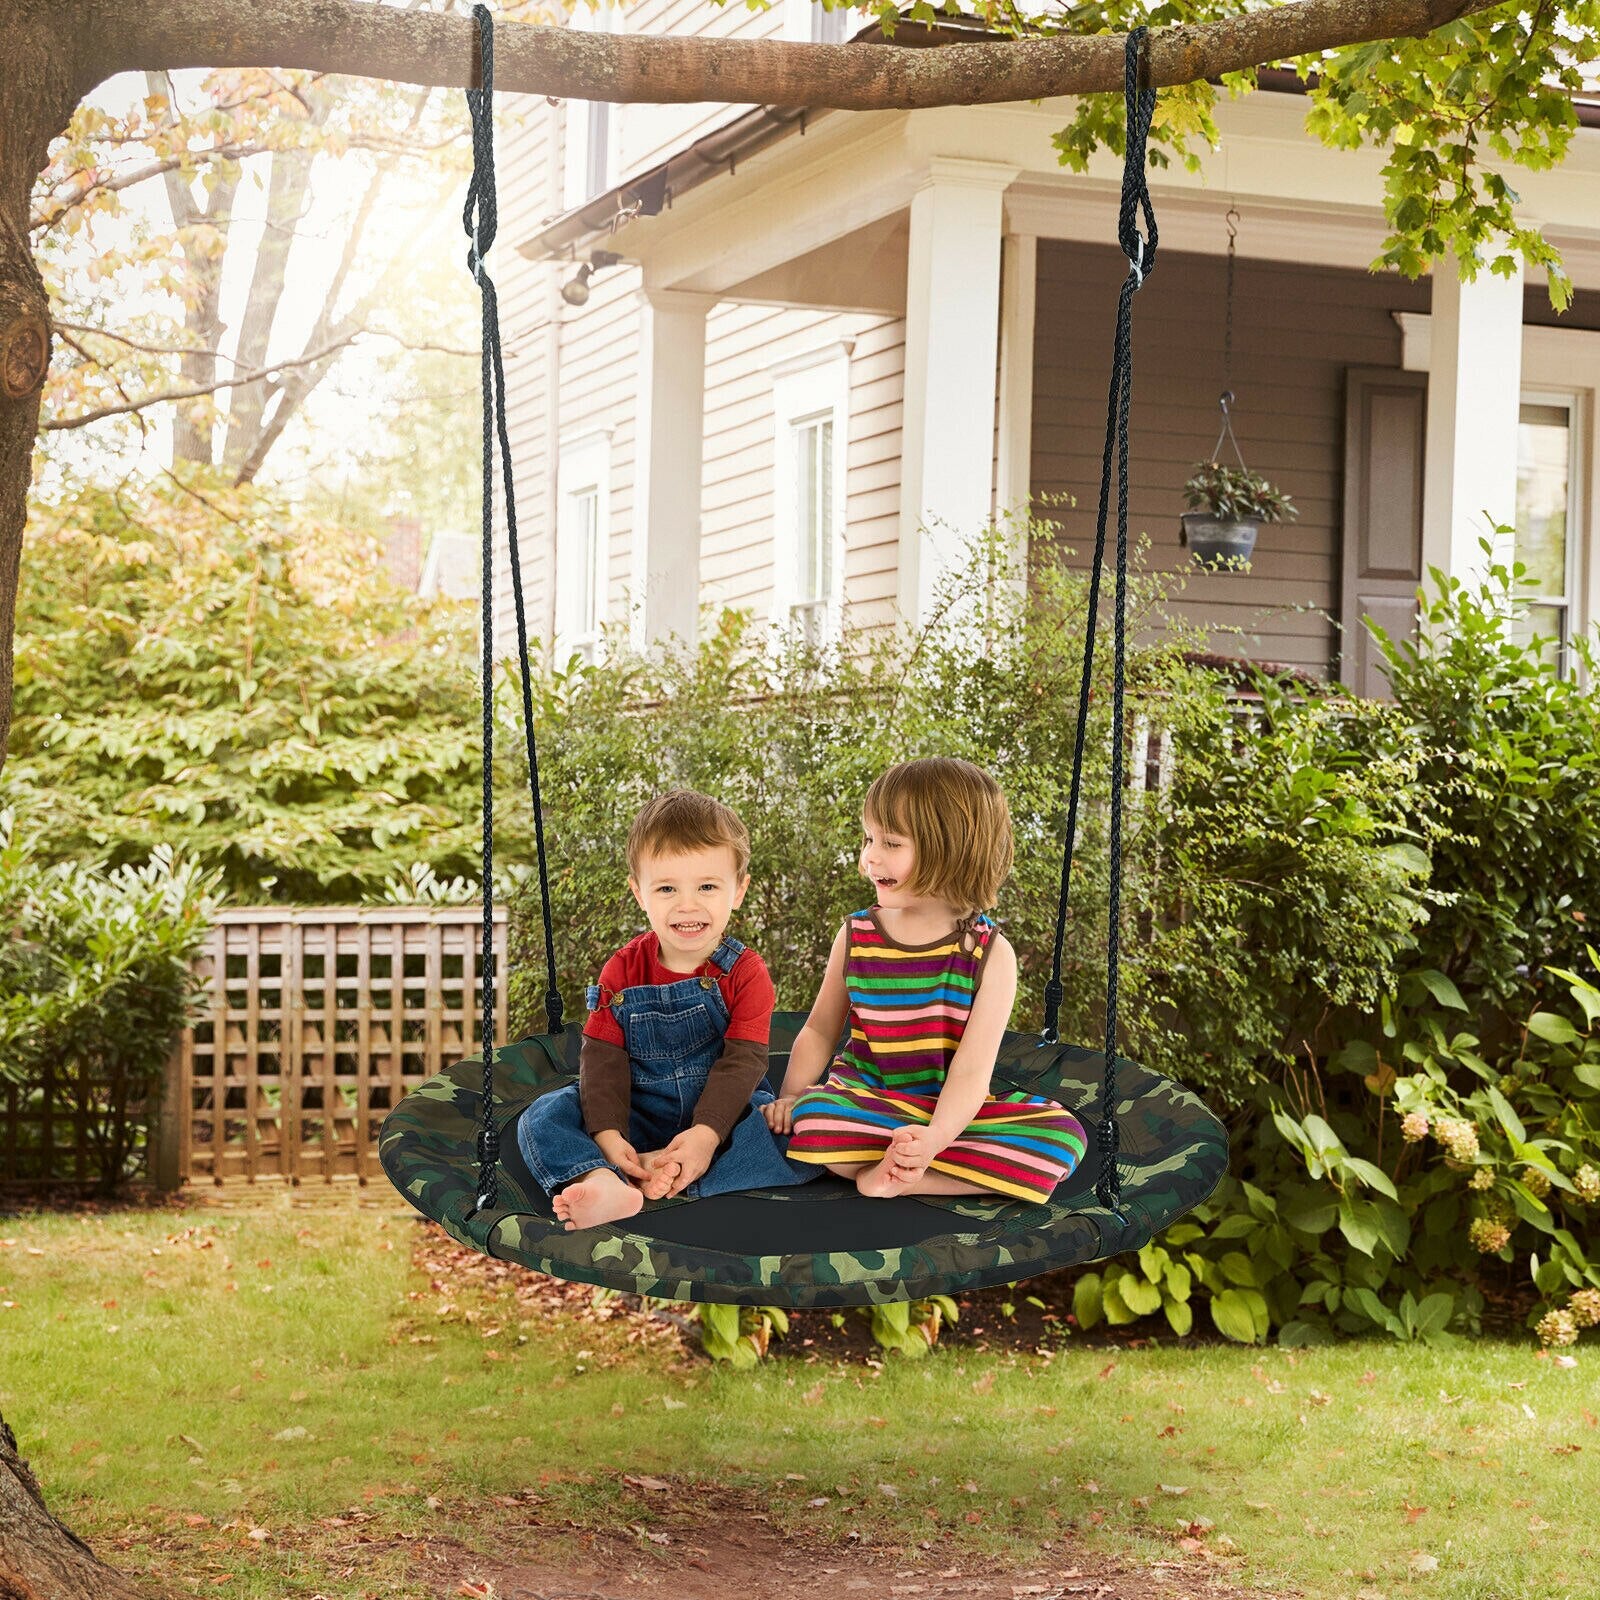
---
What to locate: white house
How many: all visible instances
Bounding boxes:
[491,3,1600,696]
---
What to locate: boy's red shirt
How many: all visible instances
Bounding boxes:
[578,931,776,1141]
[583,931,776,1047]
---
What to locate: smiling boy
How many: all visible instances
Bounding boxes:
[516,789,815,1230]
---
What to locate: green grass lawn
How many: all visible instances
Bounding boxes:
[1,1198,1596,1600]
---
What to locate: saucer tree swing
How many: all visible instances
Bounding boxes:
[380,9,1230,1308]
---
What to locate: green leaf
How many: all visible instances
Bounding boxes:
[1072,1272,1103,1331]
[1340,1156,1399,1200]
[1413,1292,1454,1336]
[1338,1196,1382,1257]
[1119,1275,1162,1317]
[1486,1086,1526,1143]
[1210,1288,1262,1344]
[1219,1251,1258,1288]
[1416,969,1468,1011]
[1278,1319,1336,1348]
[1283,1196,1338,1235]
[1527,1012,1580,1045]
[1101,1278,1138,1326]
[1163,1296,1193,1337]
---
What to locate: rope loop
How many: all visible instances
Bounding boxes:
[1040,26,1158,1221]
[463,1,568,1217]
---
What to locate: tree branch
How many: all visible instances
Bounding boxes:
[78,0,1502,111]
[43,332,364,430]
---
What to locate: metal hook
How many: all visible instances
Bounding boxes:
[1127,231,1145,288]
[1225,204,1239,242]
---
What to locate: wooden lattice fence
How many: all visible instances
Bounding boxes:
[164,907,507,1186]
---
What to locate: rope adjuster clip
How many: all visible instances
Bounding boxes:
[1127,232,1146,289]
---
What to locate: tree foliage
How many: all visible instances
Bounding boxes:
[5,471,506,900]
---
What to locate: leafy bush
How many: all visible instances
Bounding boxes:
[0,809,218,1189]
[505,524,1414,1104]
[8,472,506,901]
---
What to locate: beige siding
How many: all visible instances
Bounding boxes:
[699,306,904,635]
[615,0,785,184]
[1030,240,1430,675]
[494,100,559,656]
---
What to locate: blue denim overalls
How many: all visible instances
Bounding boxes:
[517,933,816,1200]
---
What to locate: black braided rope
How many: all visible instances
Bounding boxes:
[1040,29,1158,1220]
[465,3,565,1217]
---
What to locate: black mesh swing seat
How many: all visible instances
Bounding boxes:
[380,14,1230,1306]
[381,1020,1227,1307]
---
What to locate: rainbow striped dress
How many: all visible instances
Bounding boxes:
[785,908,1087,1203]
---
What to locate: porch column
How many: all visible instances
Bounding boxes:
[632,289,712,649]
[994,231,1038,595]
[897,159,1019,627]
[1420,255,1524,592]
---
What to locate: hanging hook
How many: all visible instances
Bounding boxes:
[1225,204,1239,243]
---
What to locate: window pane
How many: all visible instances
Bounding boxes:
[1511,601,1566,671]
[574,489,599,633]
[818,417,834,598]
[1515,402,1570,600]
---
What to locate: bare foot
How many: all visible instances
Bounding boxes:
[552,1169,645,1231]
[640,1159,681,1200]
[855,1154,910,1198]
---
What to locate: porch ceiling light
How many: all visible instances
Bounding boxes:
[560,250,622,307]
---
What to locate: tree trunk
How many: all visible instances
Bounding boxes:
[147,74,242,471]
[0,1414,165,1600]
[220,91,325,479]
[0,4,78,774]
[0,14,166,1596]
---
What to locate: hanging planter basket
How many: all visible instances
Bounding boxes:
[1180,512,1259,570]
[1180,391,1296,576]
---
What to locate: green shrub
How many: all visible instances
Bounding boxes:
[505,523,1416,1102]
[0,809,218,1189]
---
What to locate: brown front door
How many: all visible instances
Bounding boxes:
[1340,367,1428,698]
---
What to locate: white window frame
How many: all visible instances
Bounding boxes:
[1515,388,1583,677]
[561,5,614,210]
[770,342,852,644]
[556,432,612,664]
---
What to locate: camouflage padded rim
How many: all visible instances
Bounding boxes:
[378,1013,1230,1308]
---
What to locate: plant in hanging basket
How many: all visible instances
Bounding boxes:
[1180,461,1297,572]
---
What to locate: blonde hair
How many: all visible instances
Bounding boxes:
[863,757,1013,920]
[627,789,751,881]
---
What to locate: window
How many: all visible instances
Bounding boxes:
[556,434,611,663]
[1514,397,1578,675]
[770,343,851,642]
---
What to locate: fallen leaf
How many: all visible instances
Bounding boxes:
[1159,1484,1190,1496]
[624,1475,670,1492]
[1408,1552,1439,1573]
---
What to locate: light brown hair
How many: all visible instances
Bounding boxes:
[863,757,1013,920]
[626,789,751,882]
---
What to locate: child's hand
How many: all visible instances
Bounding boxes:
[762,1096,799,1134]
[654,1125,721,1198]
[593,1130,650,1184]
[887,1125,938,1184]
